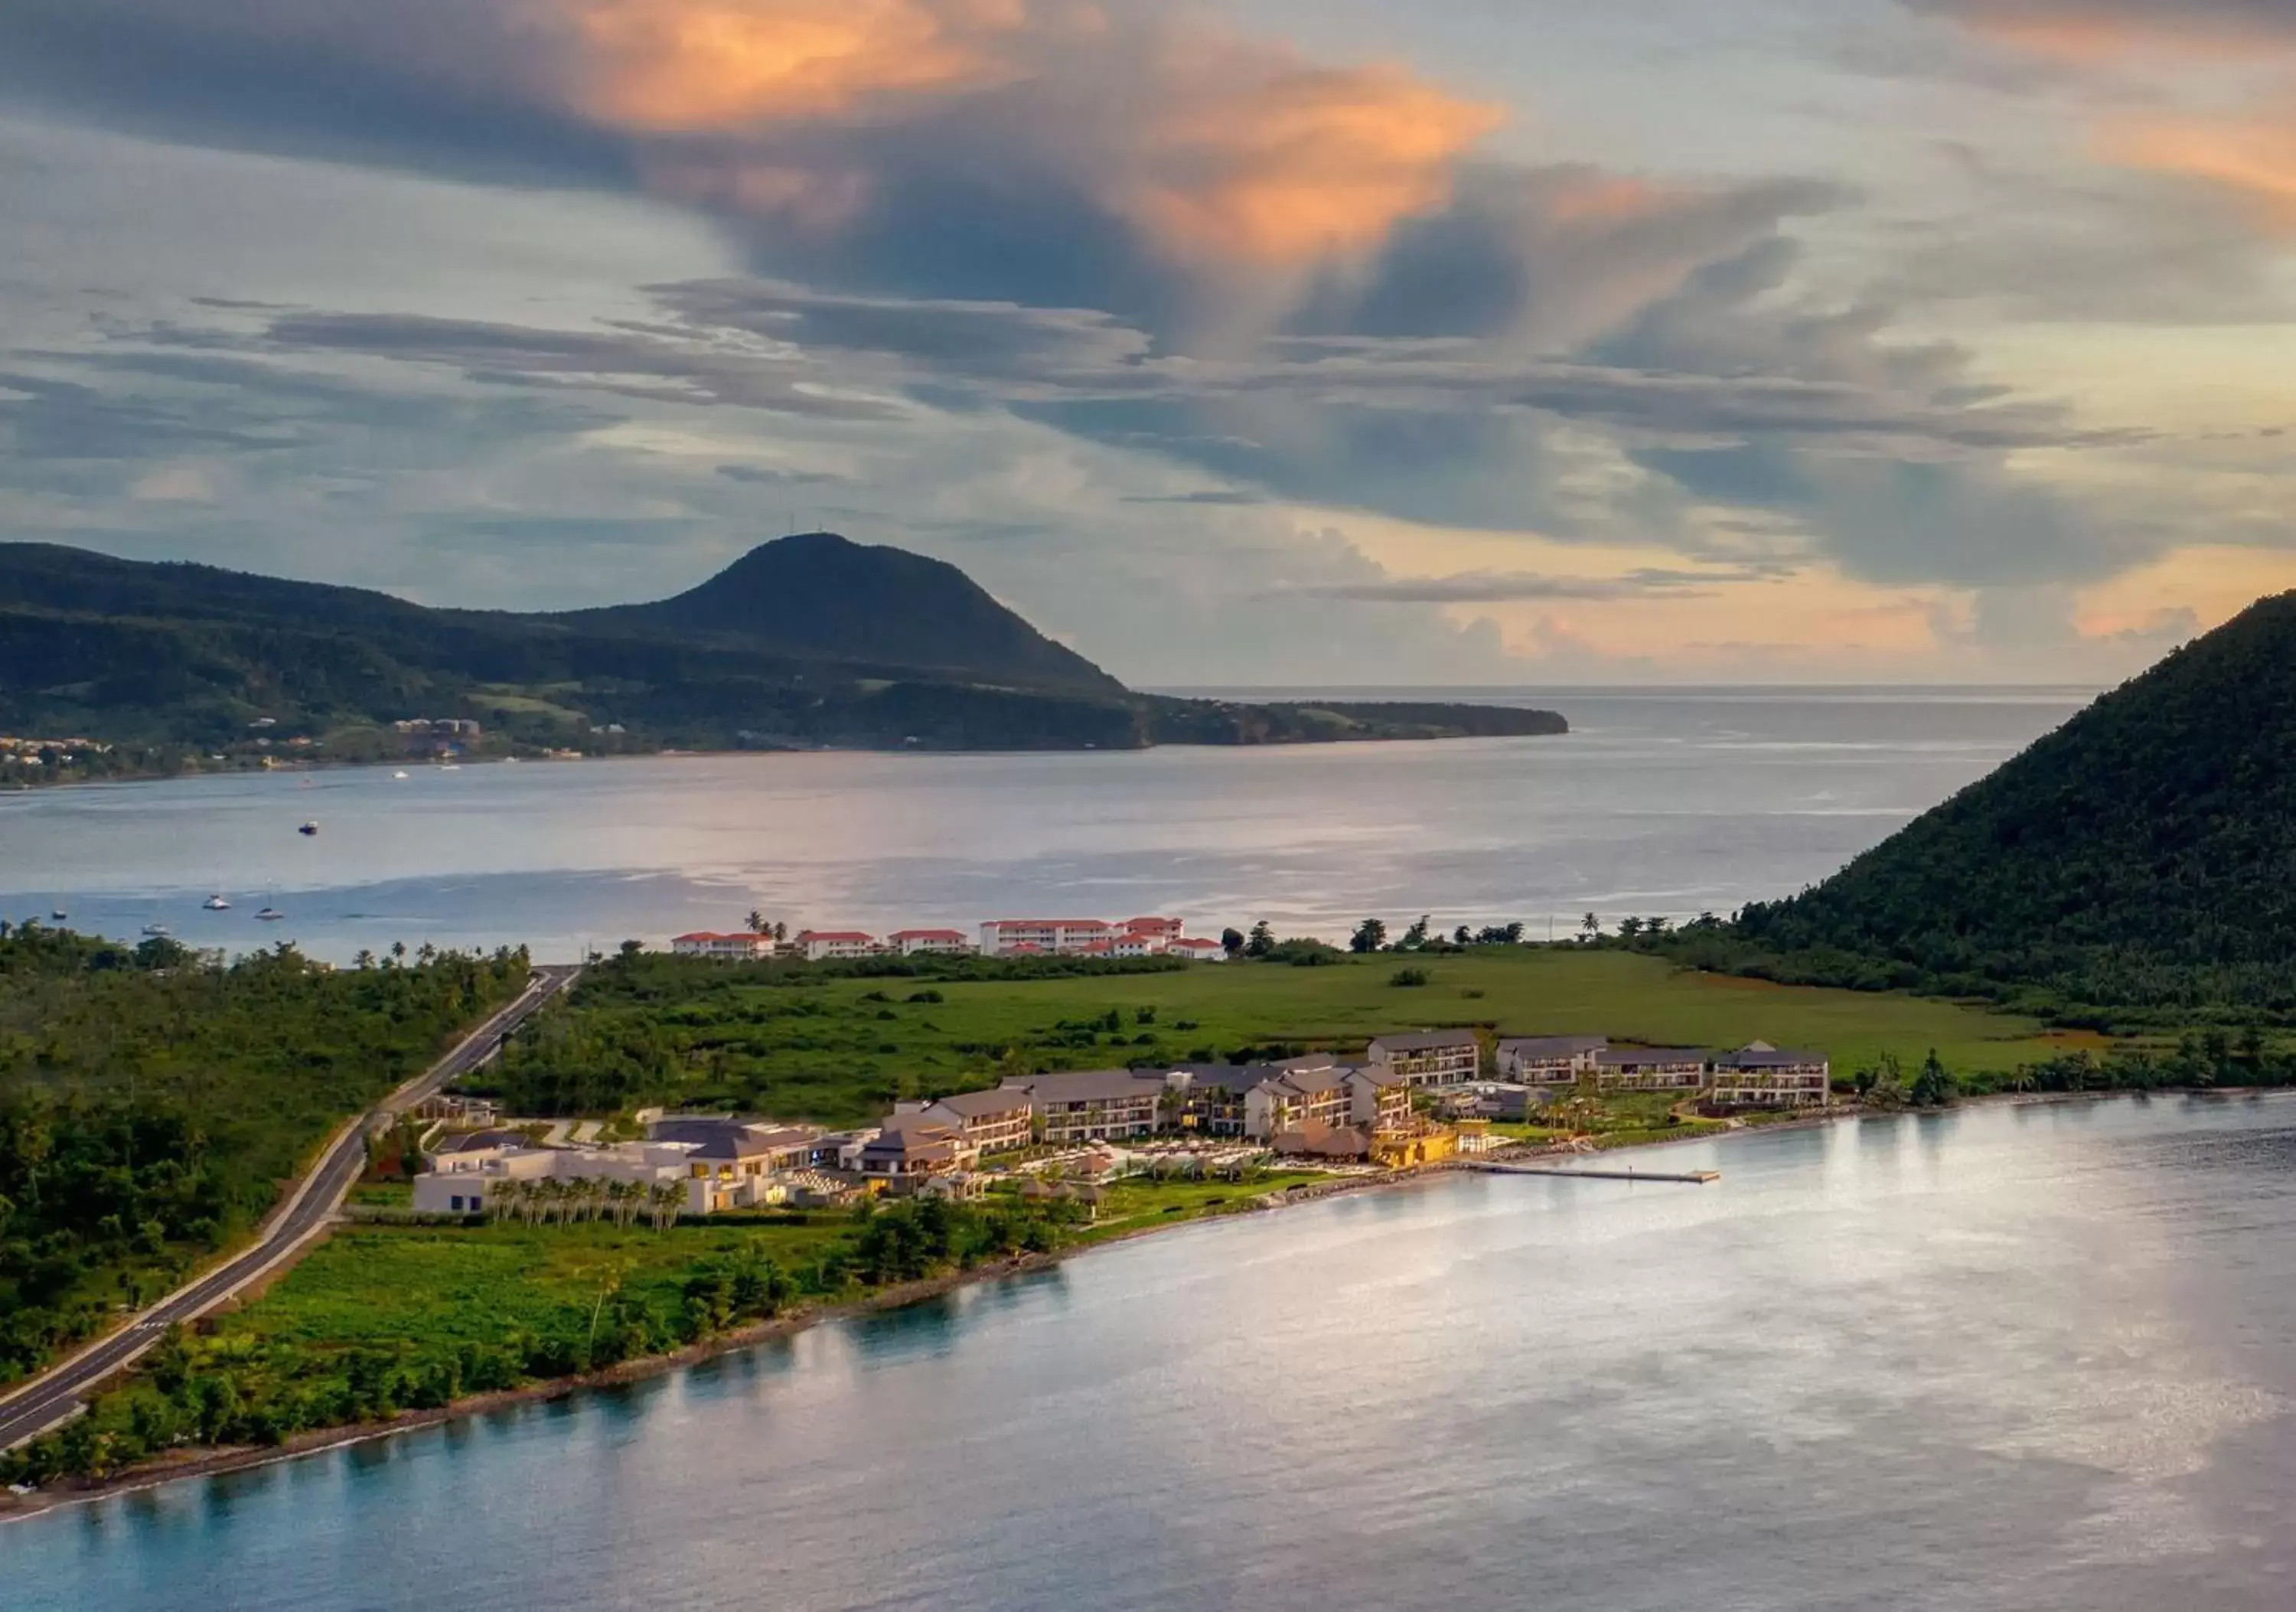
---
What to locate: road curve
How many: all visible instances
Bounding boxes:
[0,964,581,1452]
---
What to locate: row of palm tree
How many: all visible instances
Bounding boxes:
[484,1176,686,1231]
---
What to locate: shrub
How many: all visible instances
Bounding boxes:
[1391,968,1430,988]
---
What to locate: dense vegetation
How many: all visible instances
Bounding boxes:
[468,944,2084,1129]
[0,1173,1327,1488]
[1652,593,2296,1023]
[0,534,1564,766]
[0,925,529,1383]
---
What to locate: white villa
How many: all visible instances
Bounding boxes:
[670,932,775,961]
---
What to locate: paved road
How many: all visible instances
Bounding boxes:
[0,964,581,1451]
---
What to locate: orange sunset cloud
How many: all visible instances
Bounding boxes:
[543,0,1502,268]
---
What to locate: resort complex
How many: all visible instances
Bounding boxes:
[407,1028,1831,1218]
[672,915,1233,962]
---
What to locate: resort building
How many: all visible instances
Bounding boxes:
[978,919,1114,957]
[794,930,879,962]
[1593,1046,1712,1092]
[899,1088,1038,1155]
[670,932,777,961]
[1367,1030,1483,1089]
[886,929,973,957]
[1709,1043,1832,1110]
[1119,917,1186,945]
[856,1118,981,1190]
[1000,1068,1166,1144]
[1168,938,1230,963]
[1496,1036,1608,1085]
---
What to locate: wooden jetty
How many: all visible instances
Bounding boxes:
[1462,1160,1720,1186]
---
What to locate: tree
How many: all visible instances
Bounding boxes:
[1452,925,1472,947]
[1221,928,1246,958]
[1244,921,1275,959]
[1400,915,1431,950]
[1580,912,1601,943]
[746,909,768,936]
[1909,1050,1955,1108]
[1349,919,1388,954]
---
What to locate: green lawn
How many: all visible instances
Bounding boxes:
[220,1219,851,1359]
[483,948,2100,1126]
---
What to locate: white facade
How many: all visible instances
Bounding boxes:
[888,930,973,956]
[796,931,879,961]
[1168,939,1229,964]
[979,919,1115,956]
[672,932,775,961]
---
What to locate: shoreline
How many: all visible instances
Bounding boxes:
[8,1085,2283,1525]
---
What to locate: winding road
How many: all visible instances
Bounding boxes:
[0,963,581,1452]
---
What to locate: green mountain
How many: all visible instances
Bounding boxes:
[562,531,1124,694]
[0,536,1565,765]
[1725,593,2296,1016]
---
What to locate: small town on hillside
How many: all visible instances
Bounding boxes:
[412,915,1833,1221]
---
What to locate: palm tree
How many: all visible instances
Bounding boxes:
[747,909,768,936]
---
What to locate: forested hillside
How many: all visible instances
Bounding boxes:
[0,927,530,1382]
[0,536,1565,765]
[1699,592,2296,1018]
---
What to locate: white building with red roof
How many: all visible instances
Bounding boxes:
[1169,938,1231,963]
[670,932,775,961]
[978,919,1114,956]
[887,928,974,957]
[794,929,879,962]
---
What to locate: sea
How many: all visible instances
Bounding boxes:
[0,687,2090,963]
[8,1096,2295,1610]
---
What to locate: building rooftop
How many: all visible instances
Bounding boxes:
[1499,1036,1609,1058]
[1595,1046,1712,1067]
[984,918,1112,930]
[1718,1045,1828,1069]
[672,932,770,945]
[797,931,876,944]
[925,1087,1037,1118]
[1370,1030,1482,1052]
[1002,1068,1166,1104]
[434,1128,530,1156]
[888,929,969,941]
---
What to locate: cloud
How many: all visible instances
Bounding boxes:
[1905,2,2296,236]
[1905,2,2296,57]
[1277,565,1790,604]
[256,311,902,418]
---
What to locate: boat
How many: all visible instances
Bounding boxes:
[49,908,66,921]
[204,894,231,911]
[256,906,285,922]
[393,770,410,780]
[142,923,171,938]
[298,821,319,837]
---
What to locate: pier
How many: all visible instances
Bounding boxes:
[1462,1160,1720,1186]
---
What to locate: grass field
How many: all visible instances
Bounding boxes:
[219,1219,853,1360]
[487,948,2103,1126]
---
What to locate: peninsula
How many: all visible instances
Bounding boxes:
[0,534,1566,778]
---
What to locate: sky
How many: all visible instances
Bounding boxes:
[3,0,2294,687]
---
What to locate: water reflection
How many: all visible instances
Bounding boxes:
[14,1098,2296,1612]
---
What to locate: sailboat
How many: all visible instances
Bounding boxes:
[142,922,171,938]
[256,906,285,922]
[204,893,232,911]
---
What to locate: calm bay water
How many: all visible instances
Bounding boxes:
[9,1096,2295,1609]
[0,687,2086,963]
